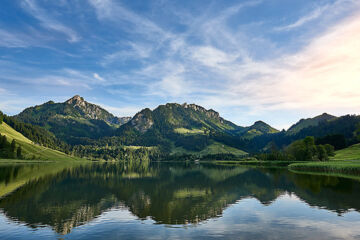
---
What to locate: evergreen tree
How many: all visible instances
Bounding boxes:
[16,146,22,159]
[11,139,16,152]
[0,134,3,148]
[0,135,7,148]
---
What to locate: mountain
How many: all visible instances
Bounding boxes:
[115,103,248,154]
[287,113,336,135]
[12,95,356,158]
[15,95,130,144]
[64,95,130,125]
[0,121,77,161]
[237,121,279,139]
[11,97,278,155]
[126,103,241,134]
[243,114,360,153]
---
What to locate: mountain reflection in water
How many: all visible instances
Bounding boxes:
[0,162,360,238]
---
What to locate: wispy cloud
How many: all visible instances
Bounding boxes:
[274,5,329,31]
[88,0,170,41]
[101,41,152,66]
[1,0,360,127]
[0,29,31,48]
[93,73,105,82]
[21,0,80,43]
[274,0,357,31]
[195,11,360,115]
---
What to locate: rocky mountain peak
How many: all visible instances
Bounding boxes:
[63,95,130,125]
[182,103,220,119]
[130,108,154,133]
[66,95,85,106]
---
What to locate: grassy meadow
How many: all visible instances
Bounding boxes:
[0,122,81,161]
[288,144,360,179]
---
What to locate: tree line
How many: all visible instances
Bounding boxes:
[0,134,22,159]
[257,136,335,161]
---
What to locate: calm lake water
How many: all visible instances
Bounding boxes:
[1,162,360,240]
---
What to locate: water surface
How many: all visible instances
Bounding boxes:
[0,162,360,239]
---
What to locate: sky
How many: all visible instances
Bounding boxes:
[0,0,360,130]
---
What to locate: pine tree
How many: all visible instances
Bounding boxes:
[11,139,16,152]
[0,135,7,148]
[16,146,22,159]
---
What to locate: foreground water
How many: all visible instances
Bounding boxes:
[0,162,360,240]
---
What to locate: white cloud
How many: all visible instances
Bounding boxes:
[101,41,152,66]
[0,29,30,48]
[93,73,105,82]
[189,11,360,122]
[88,0,170,41]
[21,0,80,43]
[274,5,329,31]
[190,46,239,69]
[274,0,357,31]
[2,0,360,127]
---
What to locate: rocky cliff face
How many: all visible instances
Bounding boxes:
[65,95,130,125]
[130,109,154,133]
[182,103,221,120]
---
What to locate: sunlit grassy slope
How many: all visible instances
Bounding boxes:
[0,122,79,161]
[174,128,205,135]
[172,141,247,156]
[331,143,360,161]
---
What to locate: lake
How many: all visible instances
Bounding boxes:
[1,162,360,240]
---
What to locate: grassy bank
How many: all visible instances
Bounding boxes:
[287,143,360,177]
[288,161,360,176]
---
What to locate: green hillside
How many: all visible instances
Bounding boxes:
[0,122,79,161]
[15,95,130,144]
[332,143,360,161]
[237,121,279,139]
[115,103,248,154]
[287,113,336,135]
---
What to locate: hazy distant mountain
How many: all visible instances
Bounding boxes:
[15,95,130,144]
[287,113,336,135]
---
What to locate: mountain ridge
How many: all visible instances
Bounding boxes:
[15,95,131,144]
[287,113,336,135]
[8,95,358,158]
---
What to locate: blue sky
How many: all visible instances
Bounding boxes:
[0,0,360,129]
